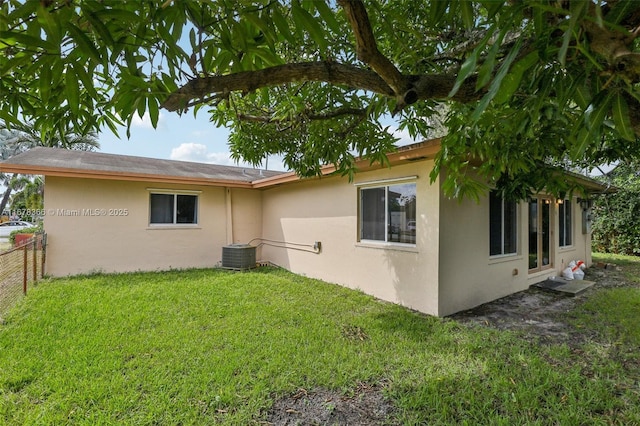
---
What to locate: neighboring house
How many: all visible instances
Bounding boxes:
[0,141,608,316]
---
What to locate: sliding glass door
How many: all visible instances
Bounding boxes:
[528,198,552,272]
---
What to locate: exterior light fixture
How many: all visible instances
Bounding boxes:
[577,198,592,211]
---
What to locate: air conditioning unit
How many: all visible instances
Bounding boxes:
[221,244,256,270]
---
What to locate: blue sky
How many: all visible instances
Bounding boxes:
[98,111,416,172]
[99,111,262,167]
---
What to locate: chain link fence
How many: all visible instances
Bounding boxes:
[0,233,47,320]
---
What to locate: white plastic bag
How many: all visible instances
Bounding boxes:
[573,269,585,280]
[562,267,574,280]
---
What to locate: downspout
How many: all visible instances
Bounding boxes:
[225,187,233,245]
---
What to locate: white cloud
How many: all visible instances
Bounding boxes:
[131,111,165,129]
[170,142,288,171]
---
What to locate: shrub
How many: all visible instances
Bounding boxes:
[8,224,43,245]
[592,163,640,255]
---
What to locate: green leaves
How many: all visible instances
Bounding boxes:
[313,0,341,34]
[449,49,481,98]
[573,90,615,158]
[449,2,527,108]
[470,39,522,121]
[65,67,80,117]
[0,0,639,200]
[67,23,102,64]
[460,0,475,29]
[612,92,635,142]
[592,163,640,255]
[604,0,639,25]
[558,0,587,67]
[493,51,538,105]
[291,1,329,51]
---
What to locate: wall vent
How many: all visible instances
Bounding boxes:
[221,244,256,270]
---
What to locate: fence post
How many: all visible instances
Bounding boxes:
[32,236,37,282]
[23,245,28,295]
[41,234,46,279]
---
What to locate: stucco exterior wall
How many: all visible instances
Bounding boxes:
[437,193,528,316]
[229,188,262,241]
[43,177,250,276]
[438,192,594,316]
[260,162,441,316]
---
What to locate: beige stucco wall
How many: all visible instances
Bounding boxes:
[229,188,262,242]
[437,192,527,316]
[438,192,593,316]
[43,177,260,276]
[260,162,441,316]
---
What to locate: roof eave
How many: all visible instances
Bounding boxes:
[252,139,442,189]
[563,171,616,195]
[0,164,255,189]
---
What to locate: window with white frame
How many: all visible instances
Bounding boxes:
[360,182,416,244]
[558,199,572,247]
[489,190,518,256]
[149,192,198,225]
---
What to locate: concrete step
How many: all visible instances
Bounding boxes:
[531,276,595,296]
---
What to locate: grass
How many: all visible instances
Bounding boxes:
[567,253,640,359]
[593,252,640,283]
[1,265,639,424]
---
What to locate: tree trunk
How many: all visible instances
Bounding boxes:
[0,176,14,215]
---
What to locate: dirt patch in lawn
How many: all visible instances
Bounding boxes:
[451,265,631,346]
[263,382,396,425]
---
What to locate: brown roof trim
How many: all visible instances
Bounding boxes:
[252,138,442,188]
[563,170,615,194]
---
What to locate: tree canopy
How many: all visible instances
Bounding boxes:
[592,163,640,255]
[1,0,640,199]
[0,121,99,214]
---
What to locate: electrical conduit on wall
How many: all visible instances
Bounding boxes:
[225,187,233,245]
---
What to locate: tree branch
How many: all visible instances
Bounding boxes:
[163,0,497,115]
[623,91,640,136]
[584,3,640,84]
[412,73,483,103]
[237,107,367,123]
[161,60,481,113]
[161,61,394,111]
[337,0,410,98]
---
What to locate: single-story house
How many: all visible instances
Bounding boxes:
[0,140,608,316]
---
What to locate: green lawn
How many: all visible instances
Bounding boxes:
[1,265,639,425]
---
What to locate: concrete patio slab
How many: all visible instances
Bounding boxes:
[531,277,595,296]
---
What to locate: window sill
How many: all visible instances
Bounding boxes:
[488,254,522,265]
[558,245,575,252]
[528,268,555,279]
[355,241,418,253]
[146,225,201,230]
